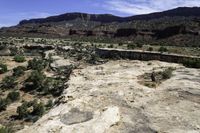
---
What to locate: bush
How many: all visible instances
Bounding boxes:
[42,78,65,96]
[0,126,13,133]
[27,58,47,71]
[147,47,153,51]
[1,76,17,89]
[0,64,8,74]
[13,66,26,77]
[162,68,173,79]
[17,101,30,119]
[6,91,20,102]
[182,59,200,68]
[14,55,26,63]
[127,44,136,49]
[32,102,45,116]
[158,46,168,53]
[17,100,45,120]
[0,98,9,111]
[26,71,46,90]
[46,100,53,109]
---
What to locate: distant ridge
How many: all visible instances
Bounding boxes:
[19,7,200,25]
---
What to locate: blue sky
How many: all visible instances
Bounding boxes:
[0,0,200,27]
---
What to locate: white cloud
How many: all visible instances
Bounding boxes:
[104,0,200,15]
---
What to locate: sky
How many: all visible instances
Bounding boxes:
[0,0,200,27]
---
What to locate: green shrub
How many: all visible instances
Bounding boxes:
[32,102,45,116]
[127,44,136,49]
[6,91,20,102]
[158,46,168,53]
[162,68,173,79]
[182,59,200,68]
[17,100,45,120]
[0,126,13,133]
[42,78,65,96]
[147,47,153,51]
[1,76,17,89]
[26,71,46,90]
[17,101,30,119]
[0,98,8,111]
[27,58,47,71]
[0,64,8,74]
[14,55,26,63]
[13,66,26,77]
[46,100,53,109]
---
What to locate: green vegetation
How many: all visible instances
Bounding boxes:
[17,100,45,120]
[0,64,8,74]
[0,98,8,111]
[0,126,13,133]
[147,47,153,51]
[158,46,168,53]
[28,58,47,71]
[6,91,20,103]
[1,76,17,89]
[13,66,26,77]
[127,44,135,49]
[161,68,174,79]
[25,70,45,90]
[182,59,200,68]
[14,55,26,63]
[25,70,65,96]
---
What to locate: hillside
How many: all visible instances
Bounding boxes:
[0,7,200,46]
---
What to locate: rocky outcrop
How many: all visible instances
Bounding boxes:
[17,60,200,133]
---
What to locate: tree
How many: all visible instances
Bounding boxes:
[147,47,153,51]
[162,68,173,79]
[1,76,17,89]
[0,64,8,74]
[14,55,26,63]
[13,66,26,77]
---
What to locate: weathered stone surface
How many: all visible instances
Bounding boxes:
[60,108,93,125]
[18,60,200,133]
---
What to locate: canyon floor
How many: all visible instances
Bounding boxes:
[18,60,200,133]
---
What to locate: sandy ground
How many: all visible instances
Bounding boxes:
[18,60,200,133]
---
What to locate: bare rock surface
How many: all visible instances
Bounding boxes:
[18,60,200,133]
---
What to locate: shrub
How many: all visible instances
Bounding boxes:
[147,47,153,51]
[17,101,30,119]
[42,78,65,96]
[0,98,8,111]
[6,91,20,102]
[127,44,136,49]
[158,46,168,53]
[162,68,173,79]
[0,126,13,133]
[0,64,8,74]
[1,76,17,89]
[26,71,46,90]
[46,100,53,109]
[27,58,47,71]
[13,66,26,77]
[32,102,45,116]
[182,59,200,68]
[136,43,143,48]
[14,55,26,63]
